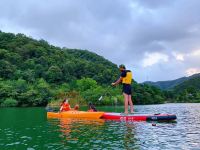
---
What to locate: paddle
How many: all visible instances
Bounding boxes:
[98,96,103,101]
[98,86,112,101]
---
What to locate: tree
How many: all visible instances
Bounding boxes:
[0,60,16,79]
[1,98,18,107]
[34,78,53,106]
[46,66,63,83]
[76,78,97,92]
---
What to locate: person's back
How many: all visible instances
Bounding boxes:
[88,103,97,112]
[73,104,79,111]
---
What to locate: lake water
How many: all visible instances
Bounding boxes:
[0,103,200,150]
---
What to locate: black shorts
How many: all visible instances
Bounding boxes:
[122,84,132,95]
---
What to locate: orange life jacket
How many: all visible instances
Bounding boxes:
[87,109,94,112]
[61,103,71,111]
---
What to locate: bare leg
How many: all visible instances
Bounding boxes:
[123,93,128,114]
[128,95,134,113]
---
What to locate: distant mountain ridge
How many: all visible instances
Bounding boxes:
[144,73,200,90]
[174,73,200,93]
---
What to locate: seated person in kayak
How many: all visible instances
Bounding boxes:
[72,104,79,111]
[88,102,97,112]
[60,99,71,112]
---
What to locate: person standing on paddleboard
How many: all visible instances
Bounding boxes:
[111,64,134,114]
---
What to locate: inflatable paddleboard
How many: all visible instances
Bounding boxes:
[102,113,177,121]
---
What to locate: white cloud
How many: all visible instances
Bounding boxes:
[172,52,184,61]
[190,50,200,57]
[142,52,169,68]
[172,49,200,62]
[1,0,200,82]
[186,68,200,76]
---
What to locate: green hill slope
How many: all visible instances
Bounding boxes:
[144,77,187,90]
[173,74,200,92]
[0,31,119,84]
[0,31,120,106]
[144,73,200,91]
[144,73,200,103]
[0,31,167,106]
[171,74,200,102]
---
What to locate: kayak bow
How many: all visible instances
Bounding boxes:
[47,111,104,119]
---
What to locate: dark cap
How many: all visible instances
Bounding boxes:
[119,64,126,69]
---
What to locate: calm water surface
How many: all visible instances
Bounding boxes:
[0,103,200,150]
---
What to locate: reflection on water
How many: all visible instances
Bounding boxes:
[0,104,200,149]
[47,118,138,149]
[49,118,105,141]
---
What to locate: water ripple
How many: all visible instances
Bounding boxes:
[1,104,200,149]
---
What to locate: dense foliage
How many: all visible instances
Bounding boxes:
[166,74,200,103]
[0,31,166,107]
[144,72,200,103]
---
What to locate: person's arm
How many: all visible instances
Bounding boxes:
[59,105,63,112]
[111,77,122,86]
[112,71,126,86]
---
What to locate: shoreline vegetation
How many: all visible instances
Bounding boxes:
[1,31,200,107]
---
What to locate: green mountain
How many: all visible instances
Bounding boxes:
[144,73,200,103]
[0,31,167,106]
[144,73,200,91]
[171,73,200,103]
[0,31,120,106]
[1,31,199,106]
[0,31,119,84]
[173,73,200,92]
[144,77,187,90]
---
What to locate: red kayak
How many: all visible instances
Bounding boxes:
[102,113,177,121]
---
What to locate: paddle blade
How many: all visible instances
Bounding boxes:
[98,96,103,101]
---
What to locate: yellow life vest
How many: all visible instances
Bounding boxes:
[122,70,132,84]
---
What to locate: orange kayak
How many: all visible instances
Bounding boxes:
[47,111,104,119]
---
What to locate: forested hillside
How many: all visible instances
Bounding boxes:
[145,73,200,103]
[144,77,187,90]
[0,31,166,107]
[171,74,200,102]
[0,31,119,84]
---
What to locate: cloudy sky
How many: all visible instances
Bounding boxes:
[1,0,200,82]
